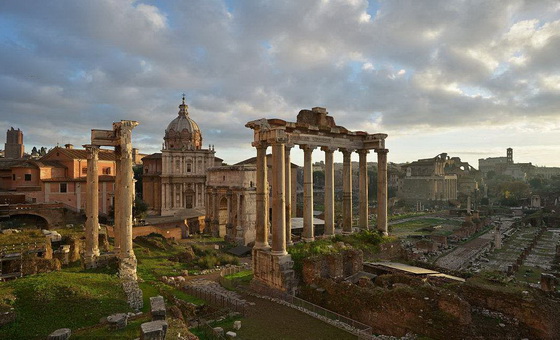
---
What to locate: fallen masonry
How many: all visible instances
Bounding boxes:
[184,279,251,308]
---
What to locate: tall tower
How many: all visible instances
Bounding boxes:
[4,127,24,159]
[506,147,513,164]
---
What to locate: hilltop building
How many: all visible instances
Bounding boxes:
[142,97,222,216]
[479,148,533,180]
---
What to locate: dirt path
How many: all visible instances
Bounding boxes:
[234,294,357,340]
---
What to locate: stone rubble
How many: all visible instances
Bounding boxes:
[184,278,250,307]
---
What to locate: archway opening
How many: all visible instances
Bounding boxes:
[2,214,48,229]
[218,196,228,237]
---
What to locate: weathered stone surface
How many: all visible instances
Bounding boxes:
[107,313,128,330]
[226,331,237,338]
[150,295,166,321]
[233,320,241,330]
[123,280,144,310]
[140,320,168,340]
[540,273,557,292]
[47,328,71,340]
[213,327,224,336]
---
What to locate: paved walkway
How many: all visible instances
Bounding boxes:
[435,219,515,271]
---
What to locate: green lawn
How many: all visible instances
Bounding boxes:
[391,217,461,237]
[0,271,131,339]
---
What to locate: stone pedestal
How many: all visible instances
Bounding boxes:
[141,320,168,340]
[107,313,128,330]
[150,295,166,321]
[251,248,295,294]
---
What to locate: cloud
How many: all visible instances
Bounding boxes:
[0,0,559,165]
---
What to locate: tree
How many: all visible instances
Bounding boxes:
[497,181,530,206]
[133,198,149,220]
[313,170,325,188]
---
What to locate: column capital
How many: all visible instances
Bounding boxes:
[339,148,355,156]
[83,144,100,160]
[269,137,287,145]
[375,148,389,155]
[321,146,337,153]
[252,141,268,149]
[299,144,317,152]
[357,149,369,155]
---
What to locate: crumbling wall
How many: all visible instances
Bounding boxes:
[302,249,362,284]
[300,276,472,339]
[459,280,560,339]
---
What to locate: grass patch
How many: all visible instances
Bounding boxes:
[0,271,130,339]
[289,230,388,274]
[72,314,150,339]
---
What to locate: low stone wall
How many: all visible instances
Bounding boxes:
[106,225,183,240]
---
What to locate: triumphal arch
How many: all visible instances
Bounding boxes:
[246,107,388,293]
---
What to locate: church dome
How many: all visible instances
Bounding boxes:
[164,96,202,150]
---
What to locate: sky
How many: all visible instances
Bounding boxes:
[1,0,560,168]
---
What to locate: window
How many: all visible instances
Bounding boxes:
[60,183,67,193]
[103,167,111,175]
[24,174,31,181]
[12,174,15,181]
[187,162,192,172]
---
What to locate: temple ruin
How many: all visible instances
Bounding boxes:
[246,107,388,293]
[83,120,138,281]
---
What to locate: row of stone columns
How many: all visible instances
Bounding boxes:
[253,138,389,255]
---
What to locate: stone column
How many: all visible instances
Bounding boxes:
[226,191,234,240]
[237,193,243,229]
[84,145,100,260]
[341,149,353,234]
[113,145,122,255]
[212,190,220,237]
[285,145,293,245]
[358,150,369,230]
[271,140,287,256]
[254,142,270,249]
[115,120,138,280]
[322,147,335,236]
[376,148,389,236]
[301,145,315,241]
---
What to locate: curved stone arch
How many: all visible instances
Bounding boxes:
[8,212,51,228]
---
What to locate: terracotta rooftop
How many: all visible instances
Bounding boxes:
[44,146,116,161]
